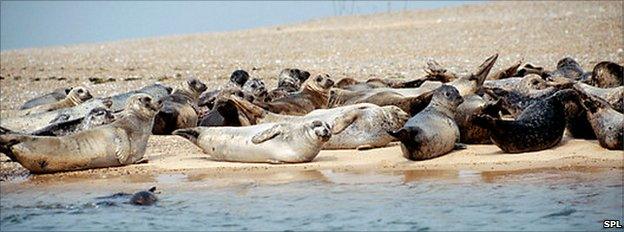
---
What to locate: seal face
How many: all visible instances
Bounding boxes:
[152,77,207,135]
[230,70,250,88]
[475,89,579,153]
[268,68,311,99]
[242,78,270,102]
[174,120,334,164]
[0,93,162,173]
[576,86,624,150]
[388,85,464,160]
[583,61,623,88]
[455,94,500,144]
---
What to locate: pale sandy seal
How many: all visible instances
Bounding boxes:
[19,87,93,116]
[0,93,162,173]
[474,89,580,153]
[174,119,353,164]
[20,87,73,110]
[575,86,623,150]
[30,107,115,136]
[227,95,409,149]
[388,85,465,160]
[152,77,207,135]
[256,74,334,115]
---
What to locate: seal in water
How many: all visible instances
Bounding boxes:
[19,87,93,116]
[474,89,580,153]
[256,74,334,115]
[575,86,623,150]
[174,119,354,163]
[96,187,158,206]
[153,77,207,135]
[20,87,73,110]
[388,85,465,160]
[30,107,116,136]
[226,94,410,149]
[268,68,311,100]
[0,94,162,173]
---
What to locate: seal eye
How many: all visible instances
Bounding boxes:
[316,76,322,82]
[77,89,84,94]
[251,84,257,88]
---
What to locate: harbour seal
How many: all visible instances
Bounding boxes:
[198,89,250,127]
[174,119,352,164]
[0,93,162,173]
[474,89,580,153]
[455,95,501,144]
[19,87,93,116]
[242,78,270,103]
[515,57,589,81]
[226,95,410,149]
[256,74,334,115]
[388,85,465,160]
[575,86,623,150]
[153,77,207,135]
[198,70,250,109]
[488,59,523,80]
[19,87,73,110]
[96,186,158,206]
[30,107,115,136]
[329,88,433,116]
[583,61,623,88]
[268,68,311,100]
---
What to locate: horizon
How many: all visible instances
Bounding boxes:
[0,1,475,51]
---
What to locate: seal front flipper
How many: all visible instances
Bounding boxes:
[251,125,282,144]
[454,143,467,150]
[330,110,362,134]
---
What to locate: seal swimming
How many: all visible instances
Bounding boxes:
[475,89,580,153]
[0,93,162,173]
[388,85,465,161]
[174,119,353,164]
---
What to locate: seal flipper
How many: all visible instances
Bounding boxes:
[172,128,201,145]
[454,143,467,150]
[251,125,282,144]
[331,110,362,134]
[470,53,499,86]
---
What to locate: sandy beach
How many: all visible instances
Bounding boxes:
[1,1,623,181]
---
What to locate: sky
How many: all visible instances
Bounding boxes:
[0,1,472,51]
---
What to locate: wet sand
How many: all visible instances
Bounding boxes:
[1,1,623,181]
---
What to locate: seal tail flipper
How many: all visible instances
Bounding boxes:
[0,134,32,162]
[471,53,499,86]
[490,59,523,80]
[172,128,201,145]
[0,126,13,135]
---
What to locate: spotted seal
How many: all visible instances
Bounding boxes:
[256,74,334,115]
[455,95,501,144]
[583,61,623,88]
[474,89,580,153]
[267,68,311,100]
[388,85,465,160]
[575,86,623,150]
[30,107,116,136]
[0,94,162,173]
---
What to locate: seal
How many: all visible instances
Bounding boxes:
[583,61,623,88]
[268,68,311,100]
[575,86,623,150]
[95,186,158,206]
[198,89,250,127]
[153,77,207,135]
[474,89,580,153]
[0,93,162,173]
[334,77,434,91]
[19,87,93,116]
[242,78,270,103]
[329,88,433,116]
[226,95,410,149]
[198,70,250,109]
[483,74,549,95]
[488,59,523,80]
[19,87,73,110]
[388,85,465,161]
[96,83,171,112]
[256,74,334,115]
[455,94,501,144]
[173,119,352,164]
[30,107,116,136]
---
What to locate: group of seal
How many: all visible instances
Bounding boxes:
[1,55,621,174]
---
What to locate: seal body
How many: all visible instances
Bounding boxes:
[30,107,115,136]
[577,87,624,150]
[389,85,464,160]
[153,78,206,135]
[475,89,579,153]
[0,94,161,173]
[20,87,72,110]
[258,74,334,115]
[174,120,333,164]
[584,61,623,88]
[19,87,93,116]
[455,94,500,144]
